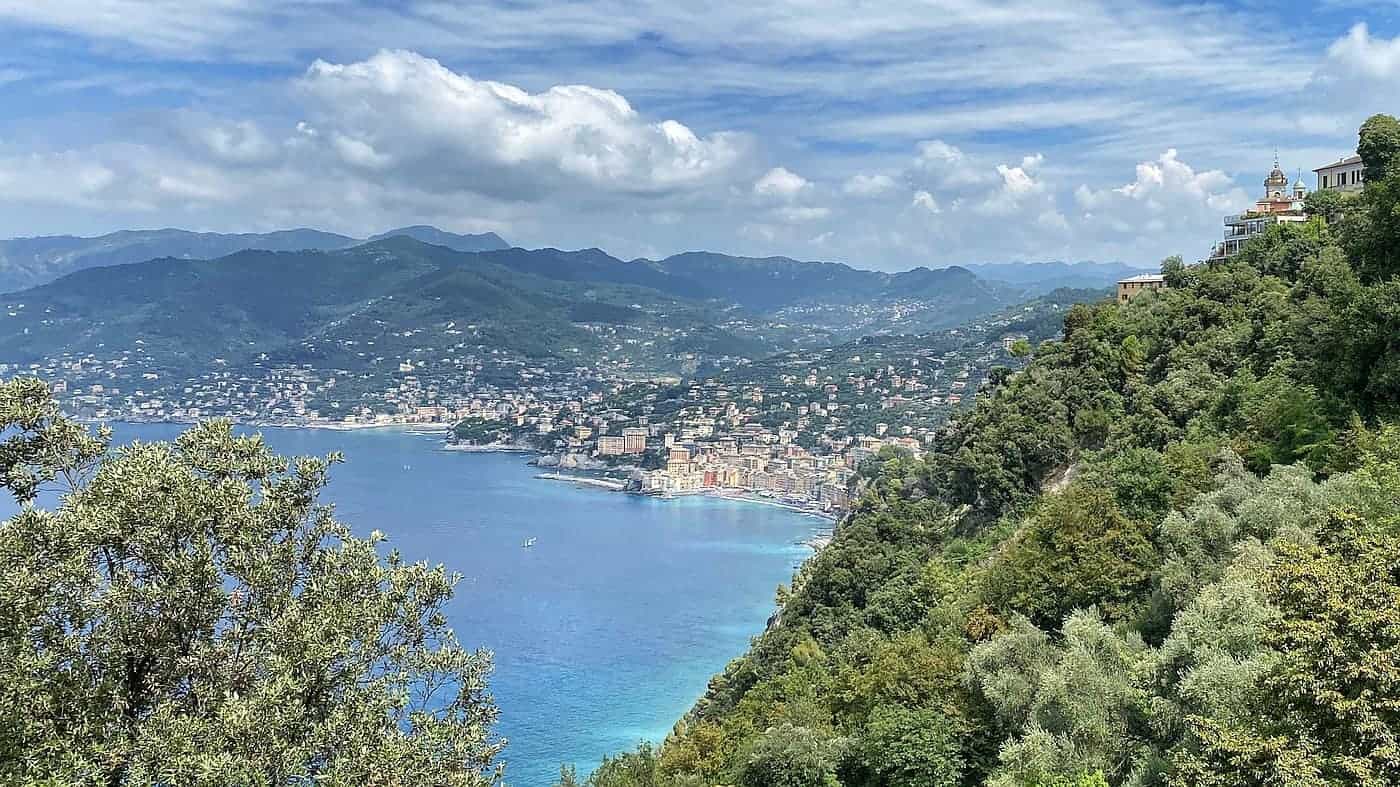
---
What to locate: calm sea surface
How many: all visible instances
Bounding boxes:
[4,423,823,786]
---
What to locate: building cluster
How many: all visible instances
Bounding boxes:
[456,303,1065,517]
[635,435,858,513]
[1117,149,1366,301]
[1209,152,1365,264]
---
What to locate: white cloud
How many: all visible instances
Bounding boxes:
[1080,148,1241,212]
[1302,24,1400,135]
[296,51,746,201]
[977,154,1046,215]
[753,166,810,198]
[198,120,277,164]
[842,173,897,197]
[1072,148,1248,256]
[1325,23,1400,80]
[910,190,940,214]
[773,205,830,223]
[0,0,259,56]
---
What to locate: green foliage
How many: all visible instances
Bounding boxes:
[1358,113,1400,181]
[737,725,842,787]
[0,381,503,786]
[984,484,1158,629]
[586,116,1400,787]
[843,706,962,787]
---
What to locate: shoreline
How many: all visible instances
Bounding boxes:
[441,442,537,453]
[77,416,451,434]
[532,471,841,524]
[534,472,629,491]
[89,418,843,527]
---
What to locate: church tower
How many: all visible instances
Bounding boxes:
[1264,152,1289,198]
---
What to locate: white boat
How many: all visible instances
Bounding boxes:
[522,537,537,548]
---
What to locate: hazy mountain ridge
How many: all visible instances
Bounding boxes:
[964,260,1155,294]
[0,226,510,293]
[0,236,1029,380]
[0,237,838,383]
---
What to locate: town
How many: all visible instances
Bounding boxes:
[5,149,1366,521]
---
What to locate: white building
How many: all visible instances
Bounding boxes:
[1314,154,1364,194]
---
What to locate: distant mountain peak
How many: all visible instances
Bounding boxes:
[366,226,510,253]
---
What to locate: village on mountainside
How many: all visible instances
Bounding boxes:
[4,149,1366,520]
[4,290,1075,519]
[442,296,1080,518]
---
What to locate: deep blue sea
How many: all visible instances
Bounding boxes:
[3,423,823,786]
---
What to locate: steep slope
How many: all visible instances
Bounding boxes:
[581,116,1400,787]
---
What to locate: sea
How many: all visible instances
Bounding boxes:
[2,423,824,787]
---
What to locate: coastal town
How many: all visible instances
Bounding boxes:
[3,149,1367,521]
[6,290,1074,520]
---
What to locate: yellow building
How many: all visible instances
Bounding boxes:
[597,435,626,456]
[622,427,649,453]
[1117,273,1166,303]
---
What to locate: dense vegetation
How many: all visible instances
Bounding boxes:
[0,378,503,785]
[574,116,1400,787]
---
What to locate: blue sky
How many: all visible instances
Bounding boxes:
[1,0,1398,269]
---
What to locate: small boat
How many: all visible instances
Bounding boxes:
[522,537,537,548]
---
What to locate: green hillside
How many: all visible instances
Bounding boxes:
[0,237,783,374]
[0,226,512,294]
[574,116,1400,787]
[0,237,1026,384]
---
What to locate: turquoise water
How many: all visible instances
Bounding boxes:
[4,423,822,786]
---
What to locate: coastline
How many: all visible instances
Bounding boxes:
[531,470,841,525]
[441,442,537,453]
[535,472,629,491]
[86,417,842,530]
[77,416,450,435]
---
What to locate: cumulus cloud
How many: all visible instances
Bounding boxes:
[1324,23,1400,81]
[978,154,1047,215]
[0,50,764,254]
[1077,149,1242,213]
[295,51,746,201]
[1073,148,1248,249]
[753,166,810,198]
[1303,24,1400,135]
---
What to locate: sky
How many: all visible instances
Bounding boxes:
[1,1,1399,270]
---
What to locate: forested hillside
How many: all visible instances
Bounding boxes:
[573,115,1400,787]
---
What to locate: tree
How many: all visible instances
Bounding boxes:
[1169,513,1400,787]
[846,706,963,787]
[1303,188,1348,226]
[984,484,1158,629]
[1353,115,1400,283]
[0,379,503,786]
[737,725,842,787]
[1357,113,1400,181]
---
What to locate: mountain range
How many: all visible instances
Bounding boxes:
[0,234,1059,381]
[0,226,509,294]
[0,225,1152,384]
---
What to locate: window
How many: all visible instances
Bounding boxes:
[1323,174,1329,188]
